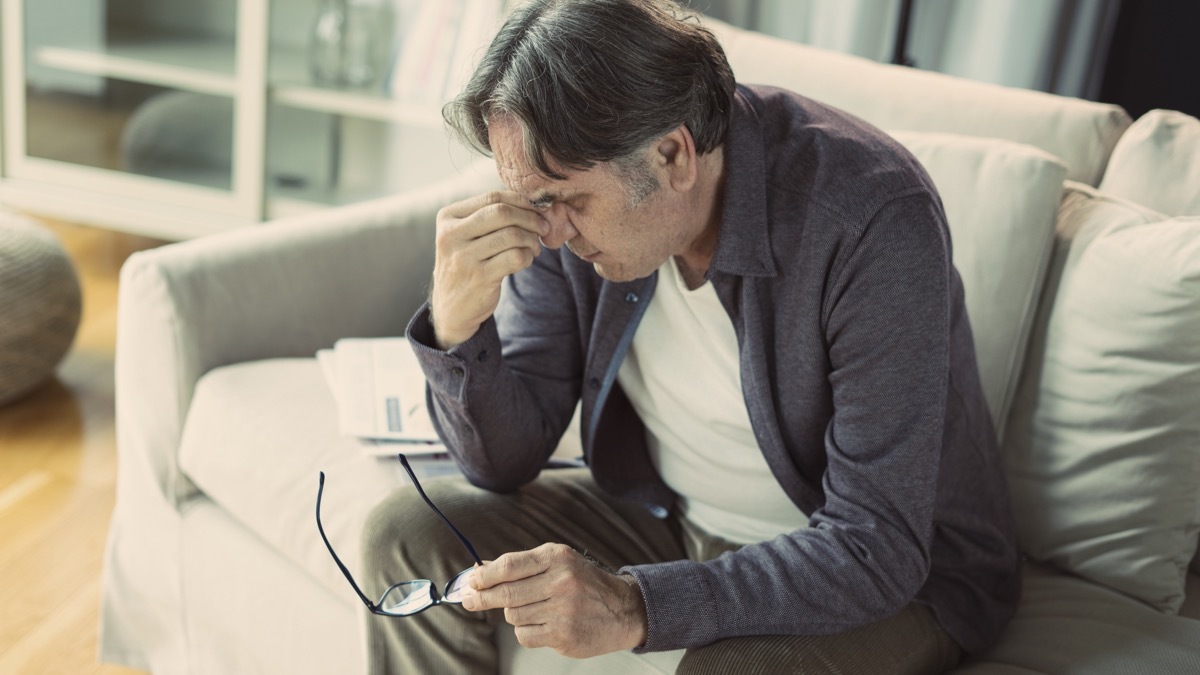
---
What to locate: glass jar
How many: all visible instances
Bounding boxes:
[309,0,347,86]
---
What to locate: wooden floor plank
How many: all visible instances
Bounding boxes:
[0,217,161,674]
[0,578,142,675]
[0,485,114,657]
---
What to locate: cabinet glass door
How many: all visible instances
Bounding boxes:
[25,77,235,191]
[3,0,252,226]
[263,0,484,217]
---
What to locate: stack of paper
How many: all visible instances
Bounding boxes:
[317,337,446,457]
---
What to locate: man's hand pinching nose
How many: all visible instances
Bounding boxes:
[429,190,548,350]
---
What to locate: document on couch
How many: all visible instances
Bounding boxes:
[317,338,447,457]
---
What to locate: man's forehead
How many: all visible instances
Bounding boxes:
[490,119,547,192]
[488,115,591,203]
[495,161,563,206]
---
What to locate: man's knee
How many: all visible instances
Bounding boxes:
[361,477,496,575]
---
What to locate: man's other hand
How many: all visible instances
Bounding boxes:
[430,191,549,350]
[460,542,649,658]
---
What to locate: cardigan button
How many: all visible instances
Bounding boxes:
[625,292,639,303]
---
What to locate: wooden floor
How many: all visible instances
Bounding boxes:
[0,218,164,674]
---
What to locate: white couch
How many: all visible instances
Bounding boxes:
[100,18,1200,675]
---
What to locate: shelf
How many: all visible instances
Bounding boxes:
[2,0,464,239]
[0,176,243,241]
[271,84,444,127]
[35,36,238,96]
[269,46,442,127]
[267,177,390,218]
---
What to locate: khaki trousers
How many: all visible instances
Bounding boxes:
[361,469,962,674]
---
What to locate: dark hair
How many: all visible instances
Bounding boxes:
[443,0,736,180]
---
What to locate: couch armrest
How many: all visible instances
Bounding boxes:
[115,160,499,505]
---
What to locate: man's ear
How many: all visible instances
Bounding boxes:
[654,124,698,192]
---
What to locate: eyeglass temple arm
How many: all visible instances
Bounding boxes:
[398,454,484,565]
[316,472,379,611]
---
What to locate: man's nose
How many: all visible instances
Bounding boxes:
[538,207,578,249]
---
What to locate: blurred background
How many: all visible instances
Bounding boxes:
[1,0,1194,241]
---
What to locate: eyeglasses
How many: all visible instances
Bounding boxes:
[315,453,483,617]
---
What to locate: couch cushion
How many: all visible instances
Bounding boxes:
[952,562,1200,674]
[179,357,582,603]
[703,18,1130,186]
[1099,110,1200,217]
[179,358,410,599]
[1003,183,1200,613]
[889,131,1065,440]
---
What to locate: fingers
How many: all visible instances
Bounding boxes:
[462,544,577,612]
[503,598,550,626]
[429,190,549,348]
[473,225,541,267]
[463,544,647,658]
[471,543,564,590]
[470,542,554,590]
[513,624,552,650]
[480,247,536,282]
[442,191,549,239]
[465,575,545,613]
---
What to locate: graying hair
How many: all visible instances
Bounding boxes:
[443,0,736,185]
[612,148,660,207]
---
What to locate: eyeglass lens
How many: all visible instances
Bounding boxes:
[377,566,475,616]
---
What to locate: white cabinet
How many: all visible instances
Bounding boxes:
[0,0,486,240]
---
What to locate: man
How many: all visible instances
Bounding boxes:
[362,0,1020,672]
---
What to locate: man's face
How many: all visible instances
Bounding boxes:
[488,117,691,282]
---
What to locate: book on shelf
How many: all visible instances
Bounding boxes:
[386,0,504,108]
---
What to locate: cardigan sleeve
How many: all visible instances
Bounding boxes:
[406,247,584,492]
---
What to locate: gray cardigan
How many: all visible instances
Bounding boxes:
[408,85,1020,656]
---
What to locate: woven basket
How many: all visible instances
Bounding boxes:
[0,210,82,406]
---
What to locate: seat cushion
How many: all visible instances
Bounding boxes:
[179,358,409,598]
[952,563,1200,674]
[1099,109,1200,217]
[180,497,365,674]
[889,131,1066,440]
[179,357,583,601]
[704,17,1130,186]
[1003,184,1200,613]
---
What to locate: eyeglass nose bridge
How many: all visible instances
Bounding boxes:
[376,567,474,616]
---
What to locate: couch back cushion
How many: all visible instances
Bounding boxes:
[888,131,1065,440]
[1099,109,1200,218]
[1003,183,1200,612]
[704,18,1130,187]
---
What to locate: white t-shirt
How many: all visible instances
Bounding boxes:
[616,258,809,544]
